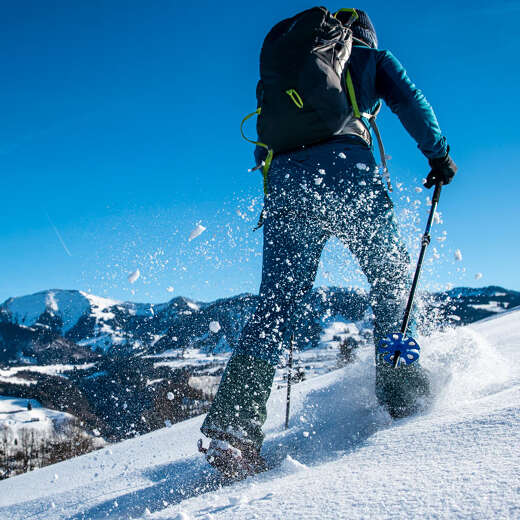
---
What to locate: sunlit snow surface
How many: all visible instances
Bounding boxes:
[1,310,519,519]
[0,363,95,386]
[0,397,72,435]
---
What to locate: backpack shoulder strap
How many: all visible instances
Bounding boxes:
[346,71,392,191]
[345,69,361,119]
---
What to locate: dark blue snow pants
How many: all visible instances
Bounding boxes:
[235,140,413,366]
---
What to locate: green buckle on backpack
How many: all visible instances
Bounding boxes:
[285,89,304,109]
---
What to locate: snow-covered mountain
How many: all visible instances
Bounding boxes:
[0,289,260,362]
[0,308,518,519]
[1,286,518,364]
[1,286,518,442]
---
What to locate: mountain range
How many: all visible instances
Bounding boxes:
[0,285,518,441]
[1,285,517,364]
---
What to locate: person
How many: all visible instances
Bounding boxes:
[199,8,457,474]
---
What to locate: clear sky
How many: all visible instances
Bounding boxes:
[1,1,519,304]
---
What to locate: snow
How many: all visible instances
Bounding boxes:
[471,301,508,313]
[186,301,200,311]
[188,224,206,242]
[319,319,361,348]
[0,396,72,435]
[0,375,37,386]
[0,363,95,387]
[86,294,120,327]
[81,292,121,311]
[0,363,94,379]
[209,321,221,333]
[2,290,90,333]
[128,269,141,284]
[188,376,220,397]
[1,310,520,519]
[46,292,59,312]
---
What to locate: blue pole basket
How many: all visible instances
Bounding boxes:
[378,333,420,367]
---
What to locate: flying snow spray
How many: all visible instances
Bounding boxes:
[378,182,443,368]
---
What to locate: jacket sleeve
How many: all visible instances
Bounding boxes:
[375,50,447,160]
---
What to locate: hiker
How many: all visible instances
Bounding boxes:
[200,7,457,474]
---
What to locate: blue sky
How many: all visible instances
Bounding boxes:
[1,1,519,304]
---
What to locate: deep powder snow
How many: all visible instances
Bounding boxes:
[0,310,519,519]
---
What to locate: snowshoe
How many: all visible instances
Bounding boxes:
[376,361,431,418]
[198,438,267,479]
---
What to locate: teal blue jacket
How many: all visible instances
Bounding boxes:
[344,45,447,160]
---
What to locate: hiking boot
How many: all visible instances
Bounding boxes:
[376,358,431,418]
[201,354,276,453]
[198,438,267,479]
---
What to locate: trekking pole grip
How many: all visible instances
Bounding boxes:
[432,181,443,204]
[424,181,443,238]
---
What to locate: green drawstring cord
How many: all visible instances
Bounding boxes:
[240,108,273,195]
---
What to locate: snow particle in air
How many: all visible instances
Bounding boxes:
[188,224,206,242]
[128,269,140,284]
[209,321,221,333]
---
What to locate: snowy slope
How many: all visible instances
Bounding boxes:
[0,310,519,519]
[3,290,92,333]
[0,396,72,435]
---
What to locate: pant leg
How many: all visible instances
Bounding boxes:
[201,170,328,450]
[236,208,328,365]
[333,162,430,417]
[338,185,412,349]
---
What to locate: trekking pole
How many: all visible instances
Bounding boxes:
[378,182,443,369]
[285,334,294,429]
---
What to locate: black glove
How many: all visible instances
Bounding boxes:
[424,147,458,188]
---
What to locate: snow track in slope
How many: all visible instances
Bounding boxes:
[1,310,519,519]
